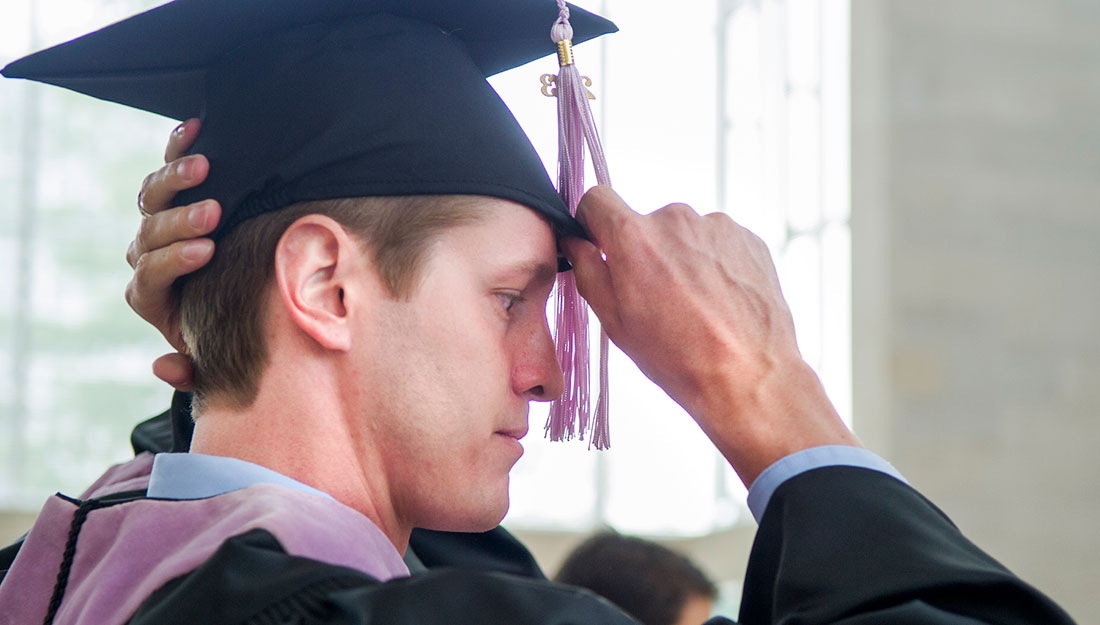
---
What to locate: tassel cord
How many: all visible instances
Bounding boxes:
[545,0,613,449]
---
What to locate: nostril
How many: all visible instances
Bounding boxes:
[529,385,545,398]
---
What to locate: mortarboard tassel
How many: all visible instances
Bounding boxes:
[544,0,612,450]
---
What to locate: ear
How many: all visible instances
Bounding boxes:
[273,214,370,352]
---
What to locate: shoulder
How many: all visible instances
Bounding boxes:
[129,528,367,624]
[130,528,641,625]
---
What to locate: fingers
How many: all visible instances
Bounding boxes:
[139,118,204,217]
[126,119,208,385]
[152,353,196,392]
[137,154,210,217]
[165,118,201,164]
[561,236,620,335]
[127,199,221,268]
[575,185,636,246]
[125,238,214,351]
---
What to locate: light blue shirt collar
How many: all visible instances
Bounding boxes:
[147,452,335,501]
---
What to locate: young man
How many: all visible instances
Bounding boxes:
[115,125,1079,625]
[0,0,1076,623]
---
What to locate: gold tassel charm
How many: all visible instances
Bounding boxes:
[539,73,595,100]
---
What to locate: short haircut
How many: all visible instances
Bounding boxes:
[555,531,717,625]
[179,195,484,411]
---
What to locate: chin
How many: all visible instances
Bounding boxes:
[421,512,506,533]
[422,490,509,533]
[463,498,511,532]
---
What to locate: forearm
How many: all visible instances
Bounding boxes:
[689,356,860,488]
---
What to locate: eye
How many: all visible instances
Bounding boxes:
[494,291,525,314]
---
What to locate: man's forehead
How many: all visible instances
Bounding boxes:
[436,197,560,276]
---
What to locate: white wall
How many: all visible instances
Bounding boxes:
[853,1,1100,622]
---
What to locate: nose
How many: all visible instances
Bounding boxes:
[512,319,564,402]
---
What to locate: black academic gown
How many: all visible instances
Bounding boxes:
[1,394,1076,624]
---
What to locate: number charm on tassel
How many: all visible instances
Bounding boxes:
[539,73,596,100]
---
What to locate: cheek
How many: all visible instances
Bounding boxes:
[424,304,513,391]
[380,309,511,437]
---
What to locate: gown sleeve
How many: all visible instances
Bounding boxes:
[735,466,1076,624]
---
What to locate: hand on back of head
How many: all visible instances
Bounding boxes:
[125,118,217,391]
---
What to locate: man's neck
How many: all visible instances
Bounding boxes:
[189,373,412,553]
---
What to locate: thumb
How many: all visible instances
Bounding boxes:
[576,185,634,247]
[152,352,196,392]
[561,236,620,336]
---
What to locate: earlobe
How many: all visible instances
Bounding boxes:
[274,215,360,352]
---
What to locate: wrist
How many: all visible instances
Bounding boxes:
[688,355,861,488]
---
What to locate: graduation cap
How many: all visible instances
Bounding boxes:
[4,0,618,449]
[2,0,616,241]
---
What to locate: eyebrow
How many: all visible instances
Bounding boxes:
[499,260,558,287]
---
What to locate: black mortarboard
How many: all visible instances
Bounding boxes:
[2,0,616,240]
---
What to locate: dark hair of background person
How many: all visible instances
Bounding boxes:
[554,531,718,625]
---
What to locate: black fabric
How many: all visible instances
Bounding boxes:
[131,391,194,455]
[128,528,637,625]
[408,525,547,580]
[0,535,24,585]
[737,466,1076,624]
[2,0,616,242]
[129,407,172,456]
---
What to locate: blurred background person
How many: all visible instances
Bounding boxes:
[556,531,717,625]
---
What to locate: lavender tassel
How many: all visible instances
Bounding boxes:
[545,0,611,450]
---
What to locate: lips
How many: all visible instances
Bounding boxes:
[493,427,526,464]
[494,425,528,440]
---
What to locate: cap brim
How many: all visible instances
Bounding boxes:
[2,0,616,121]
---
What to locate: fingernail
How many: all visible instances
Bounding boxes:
[188,204,207,230]
[181,239,211,262]
[172,122,186,137]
